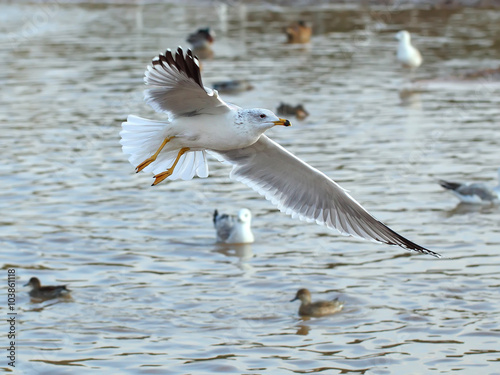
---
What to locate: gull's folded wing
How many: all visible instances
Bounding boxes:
[214,214,234,243]
[213,135,440,257]
[144,47,231,118]
[456,184,497,201]
[439,180,498,202]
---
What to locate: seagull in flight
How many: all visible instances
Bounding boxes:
[120,47,439,257]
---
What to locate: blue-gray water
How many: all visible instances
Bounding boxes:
[1,3,500,374]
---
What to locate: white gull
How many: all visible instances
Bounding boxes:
[213,208,254,244]
[120,47,439,257]
[439,168,500,204]
[396,30,423,69]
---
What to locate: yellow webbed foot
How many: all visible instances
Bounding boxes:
[151,147,190,186]
[135,136,175,173]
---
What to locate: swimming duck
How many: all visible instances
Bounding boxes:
[291,288,343,317]
[285,21,312,44]
[213,208,254,244]
[277,103,309,119]
[187,27,215,60]
[438,168,500,204]
[396,30,422,69]
[212,80,254,94]
[457,67,500,81]
[24,277,70,300]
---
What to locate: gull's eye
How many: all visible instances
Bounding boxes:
[260,114,266,119]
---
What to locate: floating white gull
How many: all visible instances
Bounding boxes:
[213,208,254,244]
[439,169,500,204]
[120,47,439,257]
[396,30,422,69]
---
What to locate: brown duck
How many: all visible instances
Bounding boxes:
[291,288,343,317]
[284,21,312,44]
[277,103,309,119]
[24,277,70,300]
[187,27,215,60]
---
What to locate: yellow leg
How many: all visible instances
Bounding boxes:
[136,136,175,173]
[152,147,190,186]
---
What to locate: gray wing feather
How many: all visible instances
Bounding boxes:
[440,179,497,201]
[214,214,235,242]
[457,183,497,201]
[212,135,439,257]
[143,47,230,118]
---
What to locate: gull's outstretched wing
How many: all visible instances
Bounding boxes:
[213,135,440,257]
[144,47,231,118]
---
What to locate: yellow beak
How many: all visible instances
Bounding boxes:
[273,118,292,127]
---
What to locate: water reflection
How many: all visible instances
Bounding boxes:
[398,88,423,108]
[26,298,72,311]
[442,202,499,217]
[213,243,254,262]
[213,243,254,272]
[295,323,311,335]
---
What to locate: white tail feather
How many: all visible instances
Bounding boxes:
[120,115,209,181]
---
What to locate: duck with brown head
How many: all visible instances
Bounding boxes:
[24,277,70,301]
[187,27,215,60]
[277,102,309,120]
[284,21,312,44]
[291,288,343,317]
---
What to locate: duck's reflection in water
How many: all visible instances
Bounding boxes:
[295,323,311,336]
[398,88,423,109]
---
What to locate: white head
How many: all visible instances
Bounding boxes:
[396,30,411,43]
[238,108,291,134]
[237,208,252,224]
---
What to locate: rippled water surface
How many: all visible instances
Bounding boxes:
[1,2,500,374]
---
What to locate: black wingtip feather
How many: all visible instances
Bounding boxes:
[153,47,204,90]
[175,47,188,73]
[164,49,176,69]
[185,50,202,87]
[344,200,440,257]
[384,225,441,258]
[438,179,461,191]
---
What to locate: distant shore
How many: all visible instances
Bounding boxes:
[241,0,500,7]
[9,0,500,8]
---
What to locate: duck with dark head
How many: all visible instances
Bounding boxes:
[24,277,70,301]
